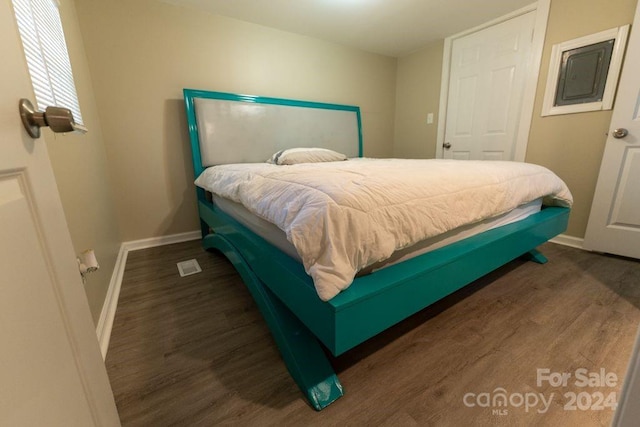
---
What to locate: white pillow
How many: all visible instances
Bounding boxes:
[267,147,348,165]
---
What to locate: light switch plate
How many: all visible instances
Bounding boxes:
[427,113,434,124]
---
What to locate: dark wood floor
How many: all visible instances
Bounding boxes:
[106,241,640,426]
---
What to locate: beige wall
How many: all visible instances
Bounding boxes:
[392,0,638,238]
[394,41,444,158]
[73,0,397,241]
[526,0,638,237]
[44,0,121,324]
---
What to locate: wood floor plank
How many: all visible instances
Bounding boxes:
[106,241,640,426]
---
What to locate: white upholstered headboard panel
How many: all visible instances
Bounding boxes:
[184,90,363,176]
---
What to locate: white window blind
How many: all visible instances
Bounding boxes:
[12,0,84,125]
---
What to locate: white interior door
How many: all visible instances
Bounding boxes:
[0,1,119,425]
[443,11,535,160]
[583,3,640,259]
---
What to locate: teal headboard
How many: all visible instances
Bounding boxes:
[184,89,363,178]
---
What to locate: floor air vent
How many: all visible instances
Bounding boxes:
[177,259,202,277]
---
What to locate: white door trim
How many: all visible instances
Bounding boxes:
[436,0,550,161]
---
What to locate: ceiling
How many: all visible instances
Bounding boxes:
[162,0,535,57]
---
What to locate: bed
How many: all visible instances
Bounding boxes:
[183,88,572,410]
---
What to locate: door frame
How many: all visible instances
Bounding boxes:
[435,0,550,160]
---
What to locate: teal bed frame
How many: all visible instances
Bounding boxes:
[184,89,570,410]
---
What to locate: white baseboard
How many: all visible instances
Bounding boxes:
[95,242,128,359]
[549,233,585,250]
[96,230,201,359]
[121,230,202,252]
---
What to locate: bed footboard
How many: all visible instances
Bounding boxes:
[198,202,569,409]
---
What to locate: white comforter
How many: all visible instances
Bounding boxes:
[195,158,573,301]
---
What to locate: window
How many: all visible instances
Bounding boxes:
[12,0,84,125]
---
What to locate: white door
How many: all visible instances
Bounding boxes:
[0,1,119,425]
[442,11,535,160]
[583,2,640,259]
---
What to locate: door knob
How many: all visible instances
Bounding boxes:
[612,128,628,139]
[19,98,87,139]
[443,142,452,149]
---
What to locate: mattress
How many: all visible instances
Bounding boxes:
[196,158,572,300]
[213,194,543,273]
